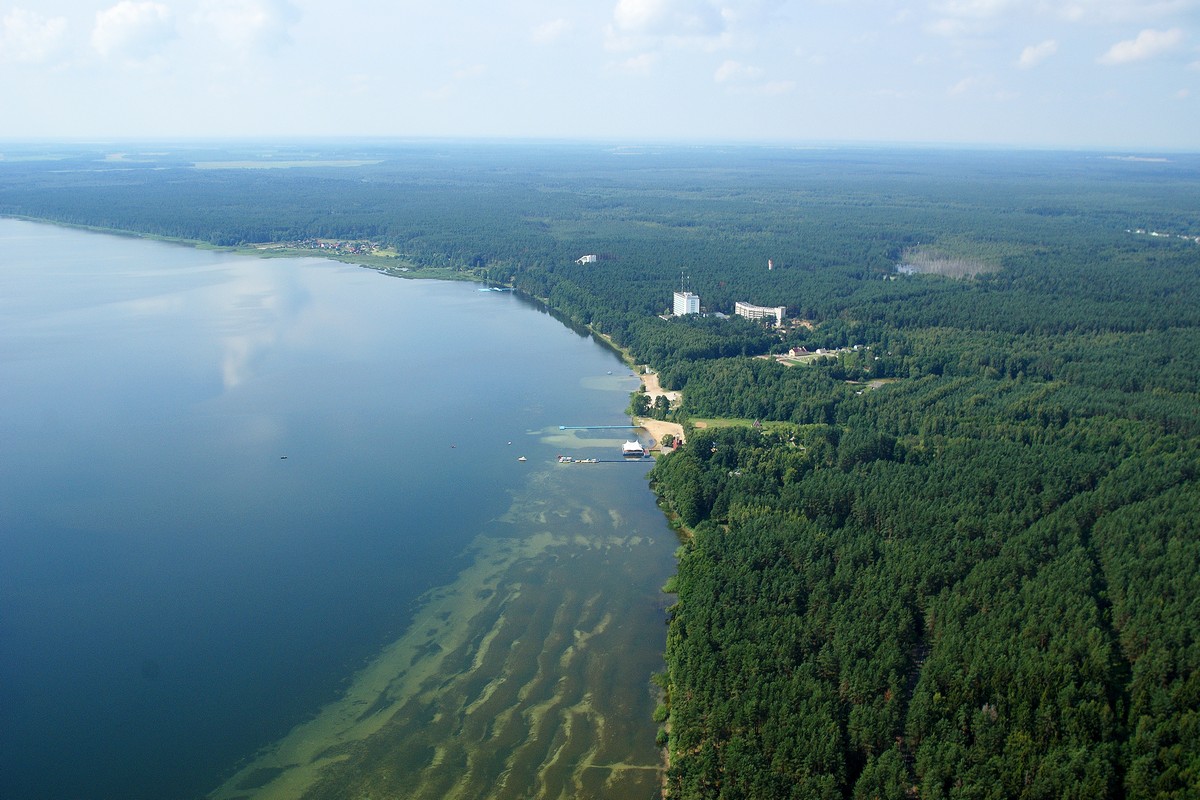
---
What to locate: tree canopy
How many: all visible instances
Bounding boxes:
[2,141,1197,799]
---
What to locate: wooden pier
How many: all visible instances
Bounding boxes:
[559,424,640,430]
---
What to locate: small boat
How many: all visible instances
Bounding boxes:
[558,455,573,463]
[518,456,527,462]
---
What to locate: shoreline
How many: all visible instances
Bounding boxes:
[634,369,685,450]
[7,216,682,441]
[8,215,685,793]
[9,213,688,438]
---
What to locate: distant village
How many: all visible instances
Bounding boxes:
[1126,228,1200,245]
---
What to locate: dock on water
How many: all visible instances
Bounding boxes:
[559,424,641,430]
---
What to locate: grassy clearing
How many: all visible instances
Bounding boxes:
[897,246,999,278]
[688,417,796,435]
[239,245,483,282]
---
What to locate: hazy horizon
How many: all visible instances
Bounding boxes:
[1,135,1196,157]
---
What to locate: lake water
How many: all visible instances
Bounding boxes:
[0,219,677,799]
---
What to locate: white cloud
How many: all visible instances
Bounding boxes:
[612,0,724,37]
[614,0,668,32]
[91,1,174,61]
[714,58,763,82]
[1099,27,1184,64]
[757,79,795,95]
[0,8,68,63]
[929,0,1197,37]
[532,18,572,44]
[949,75,977,95]
[926,17,968,37]
[933,0,1019,17]
[192,0,298,54]
[802,50,827,66]
[452,63,487,81]
[1017,39,1058,68]
[714,58,792,95]
[1059,4,1087,21]
[426,62,488,101]
[928,0,1021,36]
[614,51,658,73]
[1086,0,1200,23]
[935,0,1197,25]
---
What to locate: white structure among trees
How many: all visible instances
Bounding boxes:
[673,291,701,316]
[735,301,786,326]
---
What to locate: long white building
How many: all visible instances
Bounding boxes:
[673,291,700,316]
[735,301,786,326]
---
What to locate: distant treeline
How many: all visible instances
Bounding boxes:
[1,142,1198,798]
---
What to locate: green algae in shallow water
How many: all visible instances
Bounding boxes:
[298,541,661,800]
[209,465,671,800]
[235,767,290,791]
[410,639,444,666]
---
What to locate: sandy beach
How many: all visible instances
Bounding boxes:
[634,369,685,448]
[637,417,685,449]
[637,369,680,404]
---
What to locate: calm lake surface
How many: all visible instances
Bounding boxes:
[0,219,677,800]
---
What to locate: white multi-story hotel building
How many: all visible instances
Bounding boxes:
[673,291,701,316]
[735,301,786,326]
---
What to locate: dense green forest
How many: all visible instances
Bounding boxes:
[1,141,1197,798]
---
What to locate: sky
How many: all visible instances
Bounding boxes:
[0,0,1197,149]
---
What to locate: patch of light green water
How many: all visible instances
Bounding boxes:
[210,457,669,800]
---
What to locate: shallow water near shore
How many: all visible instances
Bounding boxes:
[0,219,676,800]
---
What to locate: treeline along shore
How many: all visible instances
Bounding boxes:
[1,141,1198,799]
